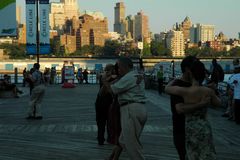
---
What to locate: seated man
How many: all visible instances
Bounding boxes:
[0,75,23,98]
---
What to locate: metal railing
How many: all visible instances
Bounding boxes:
[0,70,99,84]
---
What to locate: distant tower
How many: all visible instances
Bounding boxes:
[166,30,185,57]
[238,32,240,40]
[60,0,79,19]
[134,11,150,42]
[126,15,135,39]
[190,23,215,43]
[181,16,192,41]
[114,2,126,34]
[16,6,21,25]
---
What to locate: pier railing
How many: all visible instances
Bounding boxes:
[0,69,99,84]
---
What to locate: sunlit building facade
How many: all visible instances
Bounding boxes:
[166,30,185,57]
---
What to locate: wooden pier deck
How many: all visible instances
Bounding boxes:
[0,85,239,160]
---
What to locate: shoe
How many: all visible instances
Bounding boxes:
[221,113,229,117]
[35,116,43,120]
[18,90,23,94]
[26,116,35,120]
[98,139,104,145]
[228,116,233,120]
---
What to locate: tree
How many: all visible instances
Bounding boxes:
[185,47,201,57]
[80,45,91,55]
[90,45,103,56]
[150,40,171,57]
[142,42,151,56]
[103,40,121,56]
[229,46,240,57]
[0,43,28,59]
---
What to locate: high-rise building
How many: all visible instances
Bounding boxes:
[78,14,108,47]
[50,0,79,30]
[16,6,21,25]
[125,15,135,39]
[49,3,65,30]
[18,24,26,44]
[180,16,192,41]
[134,11,150,43]
[60,34,77,53]
[114,2,126,34]
[216,32,228,42]
[190,23,215,43]
[238,32,240,39]
[60,0,79,19]
[166,30,185,57]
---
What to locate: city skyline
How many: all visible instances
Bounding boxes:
[17,0,240,39]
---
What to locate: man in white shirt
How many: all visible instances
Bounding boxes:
[103,57,147,160]
[228,65,240,124]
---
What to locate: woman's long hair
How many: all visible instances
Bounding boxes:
[191,60,206,85]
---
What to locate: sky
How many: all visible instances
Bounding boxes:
[17,0,240,39]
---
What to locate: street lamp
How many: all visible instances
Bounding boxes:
[36,0,40,64]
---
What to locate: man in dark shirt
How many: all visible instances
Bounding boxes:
[170,56,196,160]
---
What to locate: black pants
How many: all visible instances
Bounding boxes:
[158,78,164,94]
[97,117,110,144]
[234,99,240,124]
[173,115,186,160]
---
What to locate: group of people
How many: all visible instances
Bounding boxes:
[2,56,238,159]
[95,57,147,160]
[76,68,89,84]
[222,58,240,124]
[165,56,222,160]
[94,56,228,160]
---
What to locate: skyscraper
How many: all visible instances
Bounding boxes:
[49,2,65,30]
[134,11,150,42]
[16,6,21,25]
[114,2,126,34]
[180,16,192,41]
[190,23,215,43]
[126,15,135,39]
[60,0,79,19]
[166,30,185,57]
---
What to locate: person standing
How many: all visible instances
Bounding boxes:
[208,58,224,94]
[95,64,116,145]
[22,68,27,87]
[50,67,57,84]
[103,57,147,160]
[165,59,221,160]
[157,65,164,94]
[26,63,45,120]
[83,69,89,84]
[76,68,83,84]
[228,65,240,124]
[169,56,198,160]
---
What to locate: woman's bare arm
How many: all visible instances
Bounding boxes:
[175,96,211,114]
[209,89,222,107]
[165,79,187,96]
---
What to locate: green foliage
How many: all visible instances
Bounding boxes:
[128,48,140,56]
[0,43,28,59]
[150,40,171,57]
[229,46,240,57]
[142,43,151,56]
[185,47,217,57]
[103,40,121,56]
